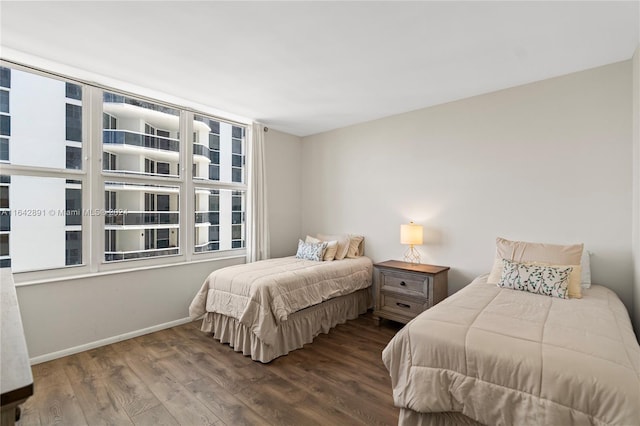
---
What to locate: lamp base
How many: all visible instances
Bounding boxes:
[403,245,421,264]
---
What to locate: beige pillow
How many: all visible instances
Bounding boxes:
[346,235,364,258]
[305,235,338,261]
[317,234,350,260]
[487,237,583,284]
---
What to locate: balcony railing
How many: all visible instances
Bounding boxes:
[194,242,219,253]
[105,247,179,262]
[103,93,179,116]
[193,143,208,158]
[105,211,179,226]
[193,143,219,164]
[195,211,219,225]
[103,130,179,152]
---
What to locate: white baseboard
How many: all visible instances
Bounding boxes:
[29,317,193,365]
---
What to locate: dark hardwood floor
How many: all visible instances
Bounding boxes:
[18,313,403,426]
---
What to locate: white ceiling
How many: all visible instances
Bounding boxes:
[1,1,639,136]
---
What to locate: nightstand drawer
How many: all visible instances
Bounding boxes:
[381,271,429,295]
[380,291,426,317]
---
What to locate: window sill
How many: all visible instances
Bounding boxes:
[13,253,246,287]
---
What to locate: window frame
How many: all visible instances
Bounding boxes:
[192,114,247,255]
[1,60,250,284]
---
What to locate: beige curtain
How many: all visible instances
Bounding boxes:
[246,122,270,262]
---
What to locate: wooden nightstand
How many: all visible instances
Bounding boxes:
[373,260,449,325]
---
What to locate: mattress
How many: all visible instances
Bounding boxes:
[382,274,640,425]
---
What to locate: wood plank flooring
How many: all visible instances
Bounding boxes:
[17,313,402,426]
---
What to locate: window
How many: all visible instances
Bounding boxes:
[6,176,83,272]
[105,230,116,253]
[105,190,116,211]
[209,165,220,181]
[65,103,82,142]
[65,185,81,226]
[231,126,245,183]
[0,183,8,209]
[194,115,243,182]
[65,82,82,101]
[103,152,116,171]
[0,90,8,113]
[0,115,9,137]
[194,188,244,252]
[65,231,82,265]
[4,67,84,170]
[156,162,170,175]
[103,113,117,129]
[103,92,179,175]
[101,92,182,263]
[66,146,82,170]
[0,176,9,268]
[0,69,9,155]
[0,67,10,88]
[231,191,245,249]
[0,65,87,274]
[145,158,155,174]
[0,137,8,161]
[104,182,179,261]
[143,228,171,250]
[142,158,171,176]
[0,235,8,267]
[192,114,246,254]
[2,62,249,278]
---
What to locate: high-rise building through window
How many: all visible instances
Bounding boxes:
[0,63,247,275]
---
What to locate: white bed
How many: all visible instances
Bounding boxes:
[189,255,373,362]
[383,237,640,425]
[382,274,640,425]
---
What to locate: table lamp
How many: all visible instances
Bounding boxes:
[401,221,423,264]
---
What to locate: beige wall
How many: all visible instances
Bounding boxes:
[301,61,635,313]
[264,129,303,257]
[17,257,244,362]
[633,45,640,334]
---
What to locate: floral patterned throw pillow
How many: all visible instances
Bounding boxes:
[498,259,573,299]
[295,239,328,262]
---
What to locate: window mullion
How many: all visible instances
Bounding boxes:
[88,86,103,273]
[182,110,194,261]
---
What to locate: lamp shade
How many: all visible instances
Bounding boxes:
[400,222,423,245]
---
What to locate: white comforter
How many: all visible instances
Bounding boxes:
[189,256,372,345]
[382,275,640,426]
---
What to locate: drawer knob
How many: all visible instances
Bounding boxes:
[396,302,411,309]
[400,281,407,286]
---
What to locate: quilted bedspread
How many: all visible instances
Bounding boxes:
[382,275,640,425]
[189,256,372,345]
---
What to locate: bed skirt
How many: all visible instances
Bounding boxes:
[199,288,371,363]
[400,409,484,426]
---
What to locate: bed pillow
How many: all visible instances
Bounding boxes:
[487,237,583,284]
[295,239,327,262]
[346,234,364,258]
[498,259,572,299]
[305,235,338,261]
[317,234,350,260]
[532,262,582,298]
